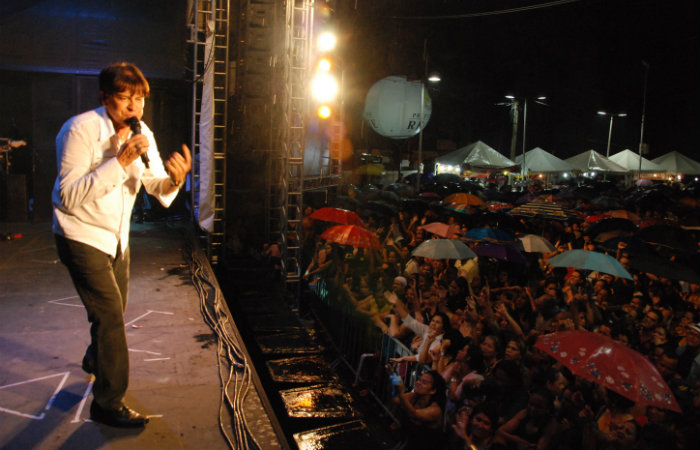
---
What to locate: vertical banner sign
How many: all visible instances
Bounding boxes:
[198,20,215,232]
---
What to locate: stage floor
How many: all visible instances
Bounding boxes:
[0,221,283,450]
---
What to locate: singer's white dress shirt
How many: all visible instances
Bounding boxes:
[52,106,177,257]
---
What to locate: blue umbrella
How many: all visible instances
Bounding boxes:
[463,227,515,243]
[412,239,477,260]
[547,249,633,280]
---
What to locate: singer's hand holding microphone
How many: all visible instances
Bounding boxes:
[117,117,192,189]
[117,117,150,169]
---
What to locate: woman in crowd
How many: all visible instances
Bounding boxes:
[479,335,502,377]
[391,370,447,450]
[492,387,558,450]
[430,328,466,380]
[387,290,452,364]
[450,403,498,450]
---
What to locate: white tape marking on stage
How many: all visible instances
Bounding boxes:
[128,348,162,356]
[0,371,71,420]
[124,309,174,328]
[73,379,93,423]
[45,371,70,410]
[48,296,82,307]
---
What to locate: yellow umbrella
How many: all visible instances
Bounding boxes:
[442,192,485,206]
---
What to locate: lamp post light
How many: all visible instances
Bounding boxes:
[505,95,547,180]
[416,71,441,193]
[597,110,627,158]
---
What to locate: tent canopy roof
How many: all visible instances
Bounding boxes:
[565,150,629,173]
[515,147,576,173]
[436,140,517,169]
[609,149,665,172]
[652,151,700,175]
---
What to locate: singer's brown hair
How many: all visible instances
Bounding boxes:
[99,62,150,98]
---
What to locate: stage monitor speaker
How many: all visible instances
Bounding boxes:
[1,174,28,222]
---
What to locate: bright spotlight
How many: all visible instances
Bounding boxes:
[311,73,338,102]
[317,32,337,52]
[317,58,331,72]
[318,105,332,119]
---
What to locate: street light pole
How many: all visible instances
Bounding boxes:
[605,114,614,158]
[416,38,440,192]
[417,80,425,193]
[508,98,519,162]
[521,98,527,179]
[597,110,626,181]
[637,61,649,180]
[597,111,627,158]
[503,95,546,182]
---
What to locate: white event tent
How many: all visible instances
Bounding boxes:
[565,149,628,173]
[608,149,665,173]
[652,151,700,175]
[515,147,576,173]
[435,140,517,170]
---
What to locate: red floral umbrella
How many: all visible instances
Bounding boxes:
[320,224,381,250]
[310,207,365,226]
[535,330,681,412]
[486,201,514,211]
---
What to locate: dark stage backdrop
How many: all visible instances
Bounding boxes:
[0,0,189,221]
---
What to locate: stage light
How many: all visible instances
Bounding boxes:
[311,72,338,103]
[317,31,337,52]
[318,105,332,119]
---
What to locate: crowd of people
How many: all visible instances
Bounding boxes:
[297,179,700,450]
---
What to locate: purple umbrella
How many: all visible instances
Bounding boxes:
[472,243,527,264]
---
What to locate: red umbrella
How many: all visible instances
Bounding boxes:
[606,209,641,222]
[535,330,681,412]
[420,222,462,238]
[310,207,364,226]
[486,201,514,211]
[585,214,609,223]
[419,192,441,200]
[443,192,485,206]
[320,224,381,250]
[638,218,671,229]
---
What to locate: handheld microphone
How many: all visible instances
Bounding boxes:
[125,117,149,168]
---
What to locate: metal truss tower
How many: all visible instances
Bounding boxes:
[188,0,230,265]
[278,0,313,287]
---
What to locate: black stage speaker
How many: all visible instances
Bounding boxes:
[1,174,28,222]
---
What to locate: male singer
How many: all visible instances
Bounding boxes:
[52,62,191,427]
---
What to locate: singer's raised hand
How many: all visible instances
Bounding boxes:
[117,134,150,168]
[164,144,192,188]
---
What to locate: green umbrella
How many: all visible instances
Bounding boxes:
[547,249,632,280]
[411,239,477,260]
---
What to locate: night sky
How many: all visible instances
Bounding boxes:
[343,0,699,162]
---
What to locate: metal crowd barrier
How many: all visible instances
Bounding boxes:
[307,280,430,422]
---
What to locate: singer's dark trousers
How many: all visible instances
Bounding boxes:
[55,234,130,409]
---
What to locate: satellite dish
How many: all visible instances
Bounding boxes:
[363,75,431,140]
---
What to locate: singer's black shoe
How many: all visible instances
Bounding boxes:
[90,401,149,428]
